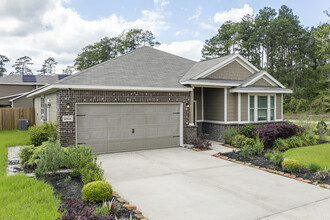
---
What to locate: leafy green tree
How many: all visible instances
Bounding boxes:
[312,23,330,61]
[38,57,58,75]
[202,21,239,59]
[0,55,9,77]
[12,56,33,75]
[74,29,160,71]
[62,66,75,75]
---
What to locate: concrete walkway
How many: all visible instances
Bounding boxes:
[99,147,330,220]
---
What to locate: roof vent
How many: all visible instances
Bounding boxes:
[22,75,36,82]
[58,74,69,80]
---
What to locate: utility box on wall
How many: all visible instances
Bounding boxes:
[18,119,29,131]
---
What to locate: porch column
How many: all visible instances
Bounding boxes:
[238,93,241,122]
[189,88,194,125]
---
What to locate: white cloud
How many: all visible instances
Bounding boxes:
[214,4,253,23]
[188,7,202,21]
[0,0,169,74]
[199,22,217,31]
[158,40,204,61]
[154,0,170,7]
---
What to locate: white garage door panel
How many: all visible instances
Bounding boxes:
[77,104,180,154]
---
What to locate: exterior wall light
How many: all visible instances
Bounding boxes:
[66,103,71,109]
[186,103,190,108]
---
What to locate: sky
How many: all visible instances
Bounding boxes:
[0,0,329,75]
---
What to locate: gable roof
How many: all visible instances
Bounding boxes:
[239,70,285,88]
[180,54,259,83]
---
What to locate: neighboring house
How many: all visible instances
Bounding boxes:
[0,75,68,108]
[28,47,292,154]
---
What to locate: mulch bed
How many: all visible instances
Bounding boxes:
[41,173,140,220]
[219,151,330,185]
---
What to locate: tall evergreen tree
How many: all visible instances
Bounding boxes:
[0,55,9,77]
[38,57,58,75]
[12,56,33,75]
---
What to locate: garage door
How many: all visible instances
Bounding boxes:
[76,104,181,154]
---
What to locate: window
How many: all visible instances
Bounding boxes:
[270,96,275,121]
[257,96,267,121]
[249,96,254,122]
[249,95,275,122]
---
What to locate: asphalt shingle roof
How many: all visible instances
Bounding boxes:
[56,46,196,88]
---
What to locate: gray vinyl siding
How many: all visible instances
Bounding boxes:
[0,85,35,97]
[204,88,224,121]
[194,87,202,120]
[227,92,237,121]
[252,77,275,86]
[241,93,248,121]
[205,60,252,80]
[276,94,282,120]
[12,96,33,108]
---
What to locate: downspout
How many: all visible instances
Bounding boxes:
[189,86,194,126]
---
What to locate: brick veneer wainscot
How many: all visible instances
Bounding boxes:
[57,90,197,147]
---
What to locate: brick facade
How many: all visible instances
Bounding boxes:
[57,90,197,147]
[197,121,285,142]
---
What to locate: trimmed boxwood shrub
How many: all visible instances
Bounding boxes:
[82,181,112,203]
[18,145,35,168]
[282,159,300,173]
[252,123,304,148]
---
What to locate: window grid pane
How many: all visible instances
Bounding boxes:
[250,109,254,121]
[250,96,254,109]
[258,96,267,108]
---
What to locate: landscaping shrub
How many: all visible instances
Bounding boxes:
[57,198,111,219]
[264,152,272,159]
[315,169,329,180]
[241,137,255,148]
[27,142,48,168]
[28,123,58,146]
[239,145,254,158]
[307,163,321,172]
[224,128,238,144]
[82,181,112,203]
[79,160,105,184]
[285,136,304,148]
[270,151,284,166]
[35,141,65,176]
[252,123,304,148]
[316,120,328,140]
[282,159,300,173]
[231,134,246,148]
[252,136,264,155]
[63,145,93,169]
[101,198,122,216]
[273,138,288,152]
[18,145,35,168]
[192,133,211,149]
[239,125,256,138]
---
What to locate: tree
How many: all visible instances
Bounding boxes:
[62,66,76,75]
[202,21,239,59]
[0,55,9,77]
[312,23,330,61]
[12,56,33,75]
[38,57,58,75]
[74,29,160,71]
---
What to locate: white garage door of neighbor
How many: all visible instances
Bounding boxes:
[76,104,181,154]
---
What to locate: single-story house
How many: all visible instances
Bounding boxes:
[0,75,68,108]
[28,46,292,154]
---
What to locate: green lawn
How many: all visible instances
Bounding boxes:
[0,130,61,220]
[284,143,330,170]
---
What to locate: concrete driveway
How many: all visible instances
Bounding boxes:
[99,147,330,220]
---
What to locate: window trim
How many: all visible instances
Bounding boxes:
[248,94,276,122]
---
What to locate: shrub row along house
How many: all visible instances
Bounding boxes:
[28,46,292,154]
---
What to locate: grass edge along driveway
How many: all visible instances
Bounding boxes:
[284,143,330,170]
[0,130,61,220]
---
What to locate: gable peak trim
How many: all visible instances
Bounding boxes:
[241,71,285,88]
